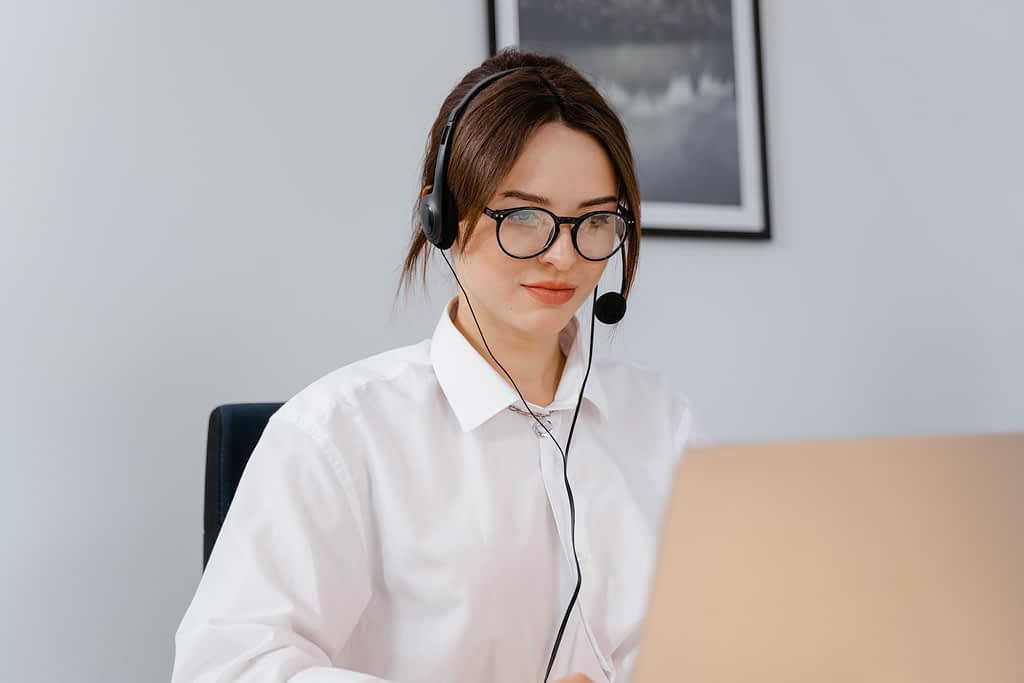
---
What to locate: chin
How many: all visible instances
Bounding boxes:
[514,305,580,337]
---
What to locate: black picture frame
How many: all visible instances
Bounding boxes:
[489,0,771,239]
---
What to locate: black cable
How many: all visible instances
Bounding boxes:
[438,250,596,683]
[542,290,596,683]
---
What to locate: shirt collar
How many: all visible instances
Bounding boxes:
[430,299,609,433]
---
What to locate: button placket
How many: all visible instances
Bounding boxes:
[514,407,574,566]
[518,409,615,682]
[546,417,616,682]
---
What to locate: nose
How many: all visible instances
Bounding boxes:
[538,223,578,270]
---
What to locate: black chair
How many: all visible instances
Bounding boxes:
[204,402,284,568]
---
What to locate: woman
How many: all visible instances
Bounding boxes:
[173,49,697,683]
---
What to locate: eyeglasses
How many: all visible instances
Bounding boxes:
[483,205,632,261]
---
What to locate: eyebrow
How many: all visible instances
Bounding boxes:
[499,190,619,210]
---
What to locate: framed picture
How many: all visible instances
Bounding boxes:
[489,0,771,239]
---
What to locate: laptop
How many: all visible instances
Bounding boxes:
[633,433,1024,683]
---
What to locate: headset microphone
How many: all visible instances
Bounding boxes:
[593,246,627,325]
[594,292,626,325]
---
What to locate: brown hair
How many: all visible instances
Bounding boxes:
[400,49,642,306]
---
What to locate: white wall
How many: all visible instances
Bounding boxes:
[1,1,1021,681]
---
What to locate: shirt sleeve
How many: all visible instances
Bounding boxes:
[610,389,707,683]
[672,391,710,458]
[172,414,393,682]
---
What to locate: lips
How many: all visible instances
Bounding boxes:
[521,282,576,305]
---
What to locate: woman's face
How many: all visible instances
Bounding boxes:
[454,121,618,341]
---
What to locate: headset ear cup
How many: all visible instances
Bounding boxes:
[437,189,459,250]
[419,194,438,246]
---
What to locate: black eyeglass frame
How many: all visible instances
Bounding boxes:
[482,204,635,261]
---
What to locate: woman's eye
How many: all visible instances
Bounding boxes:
[508,210,543,226]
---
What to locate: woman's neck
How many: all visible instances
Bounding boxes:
[451,297,567,407]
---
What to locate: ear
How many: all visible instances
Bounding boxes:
[420,185,432,199]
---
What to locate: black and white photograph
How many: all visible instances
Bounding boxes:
[490,0,771,237]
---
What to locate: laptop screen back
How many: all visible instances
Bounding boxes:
[634,434,1024,683]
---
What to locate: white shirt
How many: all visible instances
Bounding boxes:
[173,302,697,683]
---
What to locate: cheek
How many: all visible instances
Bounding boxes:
[563,263,608,310]
[455,228,522,292]
[581,261,609,291]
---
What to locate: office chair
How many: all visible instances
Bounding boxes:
[204,402,283,568]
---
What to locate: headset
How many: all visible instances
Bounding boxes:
[419,66,634,681]
[419,66,629,326]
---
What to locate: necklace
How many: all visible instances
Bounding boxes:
[508,404,554,437]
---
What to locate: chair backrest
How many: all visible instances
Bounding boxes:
[204,402,283,567]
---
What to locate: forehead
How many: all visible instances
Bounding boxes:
[496,122,617,203]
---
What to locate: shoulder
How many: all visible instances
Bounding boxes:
[594,356,701,449]
[274,338,437,439]
[595,357,690,411]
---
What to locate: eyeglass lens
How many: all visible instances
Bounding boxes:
[498,208,625,260]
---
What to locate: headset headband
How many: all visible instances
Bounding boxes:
[420,68,526,250]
